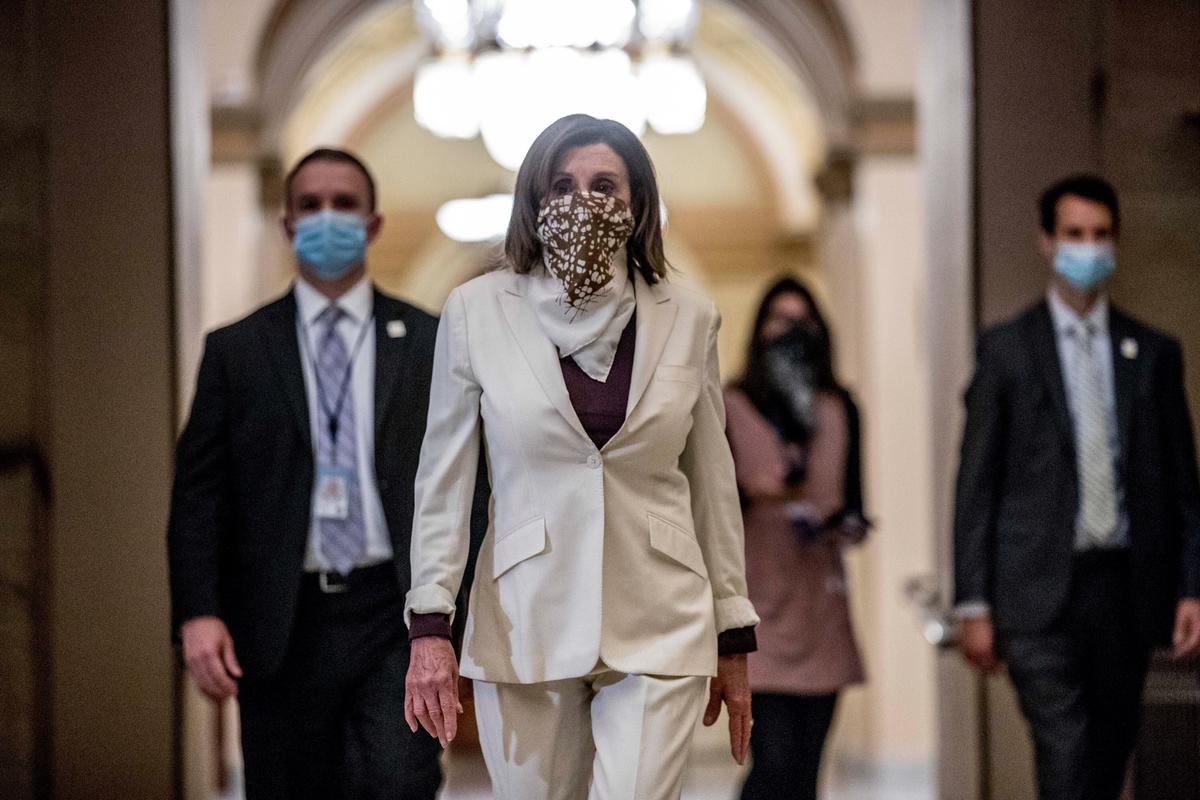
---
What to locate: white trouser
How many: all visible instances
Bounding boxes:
[473,668,709,800]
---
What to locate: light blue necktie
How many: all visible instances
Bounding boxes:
[315,305,366,574]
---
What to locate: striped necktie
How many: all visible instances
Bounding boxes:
[1070,321,1119,549]
[315,305,366,574]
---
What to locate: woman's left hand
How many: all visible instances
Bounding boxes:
[703,653,752,765]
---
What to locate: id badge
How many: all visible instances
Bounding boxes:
[315,464,354,520]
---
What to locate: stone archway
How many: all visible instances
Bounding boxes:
[251,0,858,152]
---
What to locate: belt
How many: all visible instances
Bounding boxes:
[1072,547,1131,571]
[303,560,395,595]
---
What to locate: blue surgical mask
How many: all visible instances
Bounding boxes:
[1054,241,1116,290]
[292,209,368,280]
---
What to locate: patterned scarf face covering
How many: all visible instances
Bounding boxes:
[535,190,635,321]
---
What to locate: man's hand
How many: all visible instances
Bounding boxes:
[405,636,462,748]
[703,654,752,766]
[1173,599,1200,660]
[959,616,999,674]
[182,616,242,701]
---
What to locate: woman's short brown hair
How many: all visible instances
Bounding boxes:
[504,114,668,284]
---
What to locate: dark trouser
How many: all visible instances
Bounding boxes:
[1002,550,1152,800]
[739,692,838,800]
[238,563,442,800]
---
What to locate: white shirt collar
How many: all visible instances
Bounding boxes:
[294,275,374,327]
[1048,286,1109,337]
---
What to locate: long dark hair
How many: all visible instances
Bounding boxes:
[504,114,668,284]
[738,276,840,409]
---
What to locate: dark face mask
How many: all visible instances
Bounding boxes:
[762,324,825,443]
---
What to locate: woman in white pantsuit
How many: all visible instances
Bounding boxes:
[403,114,760,800]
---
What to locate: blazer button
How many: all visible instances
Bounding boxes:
[587,453,602,469]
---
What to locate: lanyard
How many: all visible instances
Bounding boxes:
[299,309,373,457]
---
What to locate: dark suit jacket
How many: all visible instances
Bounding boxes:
[168,285,486,679]
[954,301,1200,645]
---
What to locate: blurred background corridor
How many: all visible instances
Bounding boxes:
[2,1,1198,798]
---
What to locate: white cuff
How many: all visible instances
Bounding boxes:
[953,601,991,620]
[404,584,458,628]
[714,595,760,632]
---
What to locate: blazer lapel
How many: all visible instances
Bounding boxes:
[1108,307,1138,465]
[497,275,591,443]
[625,272,677,417]
[1025,302,1075,456]
[259,290,313,450]
[373,290,410,437]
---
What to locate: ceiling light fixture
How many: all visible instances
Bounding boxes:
[413,0,705,170]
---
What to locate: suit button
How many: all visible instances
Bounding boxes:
[587,454,602,469]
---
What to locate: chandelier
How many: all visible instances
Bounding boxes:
[413,0,706,172]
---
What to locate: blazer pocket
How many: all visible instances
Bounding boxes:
[493,516,547,579]
[655,364,700,385]
[648,513,708,578]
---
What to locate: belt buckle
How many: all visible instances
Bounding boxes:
[318,571,350,594]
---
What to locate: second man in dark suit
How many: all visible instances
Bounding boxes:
[167,148,480,799]
[954,175,1200,800]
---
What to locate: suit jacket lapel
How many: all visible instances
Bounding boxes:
[1025,302,1075,456]
[1108,307,1138,466]
[259,290,313,450]
[373,290,410,438]
[625,272,677,417]
[497,275,591,444]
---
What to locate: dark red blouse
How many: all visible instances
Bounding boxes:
[559,313,637,449]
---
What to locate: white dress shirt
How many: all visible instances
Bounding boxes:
[294,276,392,571]
[1047,288,1130,550]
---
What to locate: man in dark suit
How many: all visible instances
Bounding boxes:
[954,174,1200,800]
[168,148,480,799]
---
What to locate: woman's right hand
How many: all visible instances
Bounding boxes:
[405,636,463,747]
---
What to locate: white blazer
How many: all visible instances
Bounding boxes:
[405,268,758,684]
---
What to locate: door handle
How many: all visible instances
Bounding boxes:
[904,573,959,648]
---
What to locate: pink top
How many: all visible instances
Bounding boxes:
[724,388,864,694]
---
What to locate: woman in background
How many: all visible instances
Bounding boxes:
[725,277,867,800]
